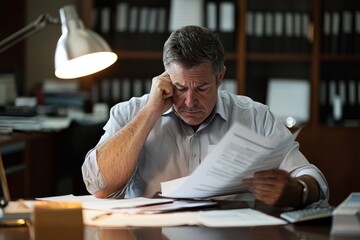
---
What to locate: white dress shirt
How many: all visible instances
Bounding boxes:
[82,90,329,207]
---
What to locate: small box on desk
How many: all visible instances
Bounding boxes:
[30,201,84,240]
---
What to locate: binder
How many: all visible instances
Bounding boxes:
[284,12,294,52]
[169,0,204,32]
[100,7,111,33]
[253,11,265,52]
[301,13,310,52]
[129,6,139,33]
[121,78,131,101]
[274,12,284,52]
[205,0,217,31]
[355,11,360,53]
[246,11,256,52]
[115,2,128,32]
[322,11,331,53]
[264,12,275,53]
[293,12,302,52]
[330,12,340,54]
[218,1,236,51]
[339,11,353,53]
[219,1,235,32]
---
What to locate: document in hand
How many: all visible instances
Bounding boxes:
[161,122,301,199]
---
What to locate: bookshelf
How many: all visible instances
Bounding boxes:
[80,0,360,205]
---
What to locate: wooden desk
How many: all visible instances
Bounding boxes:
[0,224,348,240]
[0,200,354,240]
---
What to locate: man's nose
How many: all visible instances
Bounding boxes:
[185,90,197,107]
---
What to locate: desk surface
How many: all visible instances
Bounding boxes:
[2,224,353,240]
[0,201,354,240]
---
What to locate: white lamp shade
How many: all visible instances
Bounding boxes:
[54,5,117,79]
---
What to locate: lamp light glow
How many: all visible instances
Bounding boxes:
[54,5,117,79]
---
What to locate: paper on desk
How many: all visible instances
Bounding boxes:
[125,200,217,214]
[37,194,173,210]
[161,122,300,199]
[83,208,287,227]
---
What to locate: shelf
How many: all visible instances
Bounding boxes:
[247,53,311,62]
[321,55,360,62]
[118,51,162,60]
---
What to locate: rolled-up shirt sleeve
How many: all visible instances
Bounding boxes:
[81,147,107,194]
[81,96,148,197]
[280,143,330,208]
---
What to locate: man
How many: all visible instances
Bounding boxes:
[82,25,329,209]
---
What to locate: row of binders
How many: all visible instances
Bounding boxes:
[322,11,360,54]
[91,1,360,54]
[246,11,311,53]
[91,0,237,51]
[91,78,152,105]
[319,78,360,124]
[93,0,236,34]
[91,78,238,106]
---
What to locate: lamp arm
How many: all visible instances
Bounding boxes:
[0,14,59,54]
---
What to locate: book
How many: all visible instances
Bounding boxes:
[331,192,360,237]
[0,115,45,131]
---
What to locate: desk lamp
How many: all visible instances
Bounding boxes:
[0,5,117,79]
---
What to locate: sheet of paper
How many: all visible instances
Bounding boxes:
[161,122,300,199]
[37,195,173,211]
[83,208,286,227]
[124,200,217,214]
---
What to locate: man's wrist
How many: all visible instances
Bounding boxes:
[296,178,309,206]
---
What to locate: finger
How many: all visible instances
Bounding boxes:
[157,72,173,97]
[249,176,278,186]
[254,169,288,178]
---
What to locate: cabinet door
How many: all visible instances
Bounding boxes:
[314,128,360,205]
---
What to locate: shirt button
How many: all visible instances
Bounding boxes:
[192,153,197,158]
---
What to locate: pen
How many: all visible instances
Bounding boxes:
[92,212,113,221]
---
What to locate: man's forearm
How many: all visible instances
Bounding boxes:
[94,106,160,198]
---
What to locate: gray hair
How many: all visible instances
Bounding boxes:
[163,25,225,80]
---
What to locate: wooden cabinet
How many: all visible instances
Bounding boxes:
[80,0,360,205]
[0,132,56,199]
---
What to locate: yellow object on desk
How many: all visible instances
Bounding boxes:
[30,201,84,240]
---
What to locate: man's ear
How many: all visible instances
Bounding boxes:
[217,66,226,88]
